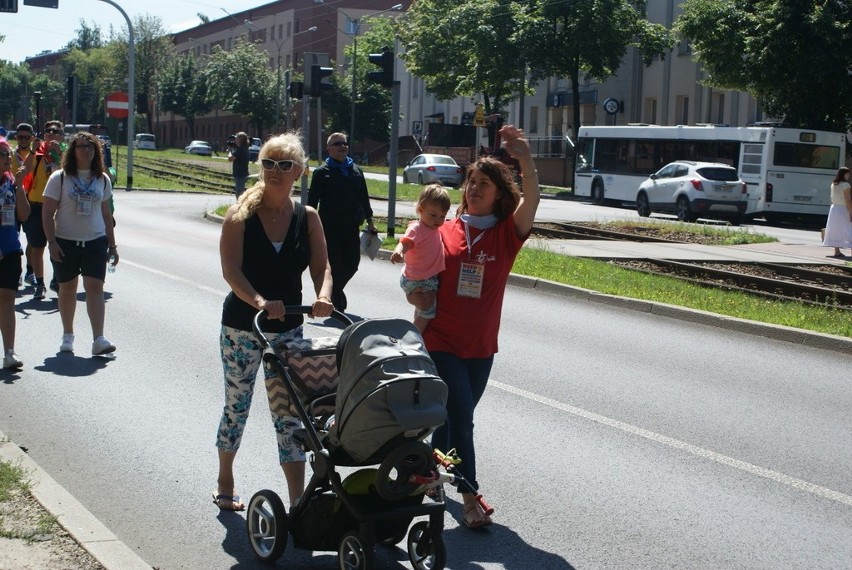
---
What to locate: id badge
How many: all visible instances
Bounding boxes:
[1,204,14,227]
[457,262,484,298]
[76,194,93,216]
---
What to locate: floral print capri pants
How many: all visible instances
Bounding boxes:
[216,325,306,463]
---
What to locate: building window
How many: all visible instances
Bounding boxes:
[676,95,689,125]
[287,22,292,37]
[677,40,692,56]
[644,98,657,124]
[529,106,538,133]
[712,92,725,124]
[345,16,358,35]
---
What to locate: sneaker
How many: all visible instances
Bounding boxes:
[49,278,58,293]
[33,284,46,300]
[59,334,74,353]
[92,336,116,355]
[24,271,36,287]
[3,352,23,369]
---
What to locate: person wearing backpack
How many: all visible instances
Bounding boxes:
[41,131,117,356]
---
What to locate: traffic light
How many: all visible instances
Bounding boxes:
[367,47,394,88]
[288,81,304,99]
[65,75,76,110]
[310,65,333,98]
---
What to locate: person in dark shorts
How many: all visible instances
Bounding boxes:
[42,132,118,356]
[22,120,65,300]
[0,137,31,368]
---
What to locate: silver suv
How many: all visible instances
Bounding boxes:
[636,160,747,224]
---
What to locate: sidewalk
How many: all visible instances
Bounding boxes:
[0,431,151,570]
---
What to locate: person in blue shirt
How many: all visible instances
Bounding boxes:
[0,137,32,368]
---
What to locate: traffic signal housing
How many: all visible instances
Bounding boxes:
[288,81,304,99]
[310,65,333,98]
[367,47,394,88]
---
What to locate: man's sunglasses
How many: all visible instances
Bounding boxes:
[44,128,62,135]
[261,158,296,172]
[328,141,349,147]
[16,134,32,140]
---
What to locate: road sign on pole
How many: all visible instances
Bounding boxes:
[105,91,129,119]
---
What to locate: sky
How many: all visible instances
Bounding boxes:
[0,0,272,63]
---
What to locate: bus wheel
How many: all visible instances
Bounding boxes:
[676,196,695,222]
[591,180,605,205]
[636,192,651,217]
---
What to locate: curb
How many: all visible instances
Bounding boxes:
[0,431,151,570]
[507,273,852,354]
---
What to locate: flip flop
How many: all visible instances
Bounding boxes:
[212,491,245,511]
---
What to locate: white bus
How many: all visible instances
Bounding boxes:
[574,124,846,222]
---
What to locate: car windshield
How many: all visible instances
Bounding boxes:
[697,167,739,181]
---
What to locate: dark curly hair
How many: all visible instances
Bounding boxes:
[61,132,105,178]
[833,166,850,184]
[456,156,520,219]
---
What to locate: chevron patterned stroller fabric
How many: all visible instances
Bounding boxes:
[265,336,339,418]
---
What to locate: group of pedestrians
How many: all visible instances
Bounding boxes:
[1,120,117,371]
[213,124,541,531]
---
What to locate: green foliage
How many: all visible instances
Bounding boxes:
[531,0,674,137]
[513,247,852,338]
[205,39,276,137]
[65,20,105,51]
[399,0,531,115]
[676,0,852,132]
[158,54,212,140]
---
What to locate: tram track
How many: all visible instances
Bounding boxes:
[531,221,852,310]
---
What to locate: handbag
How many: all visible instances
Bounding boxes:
[359,229,381,260]
[265,336,339,418]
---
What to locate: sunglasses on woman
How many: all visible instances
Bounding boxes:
[261,158,296,172]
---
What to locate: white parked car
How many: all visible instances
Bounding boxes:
[134,133,156,150]
[402,154,464,187]
[184,140,213,156]
[636,160,748,224]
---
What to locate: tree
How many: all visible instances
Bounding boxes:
[322,15,397,143]
[204,38,276,137]
[531,0,674,139]
[158,53,212,140]
[676,0,852,133]
[398,0,532,116]
[110,15,173,134]
[65,20,105,51]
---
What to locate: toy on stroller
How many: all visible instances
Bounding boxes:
[246,307,487,570]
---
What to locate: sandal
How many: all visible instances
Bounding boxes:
[462,503,493,529]
[212,491,245,511]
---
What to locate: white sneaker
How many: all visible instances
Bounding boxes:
[60,334,74,353]
[3,352,23,369]
[92,336,116,355]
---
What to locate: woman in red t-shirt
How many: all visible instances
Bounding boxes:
[421,125,540,528]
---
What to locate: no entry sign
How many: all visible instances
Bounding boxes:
[105,91,129,119]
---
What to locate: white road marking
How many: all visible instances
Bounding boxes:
[491,380,852,507]
[120,260,227,297]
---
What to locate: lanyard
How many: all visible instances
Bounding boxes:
[72,175,98,198]
[463,221,486,258]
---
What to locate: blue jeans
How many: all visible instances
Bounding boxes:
[429,351,494,493]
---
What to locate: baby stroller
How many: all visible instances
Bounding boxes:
[247,307,460,569]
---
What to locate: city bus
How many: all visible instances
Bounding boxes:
[63,123,107,138]
[574,124,846,223]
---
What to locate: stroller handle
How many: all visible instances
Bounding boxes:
[253,306,353,348]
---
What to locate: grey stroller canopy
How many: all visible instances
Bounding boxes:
[328,318,447,463]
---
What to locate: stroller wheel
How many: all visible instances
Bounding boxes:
[376,440,435,500]
[338,531,369,570]
[246,489,288,563]
[407,521,446,570]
